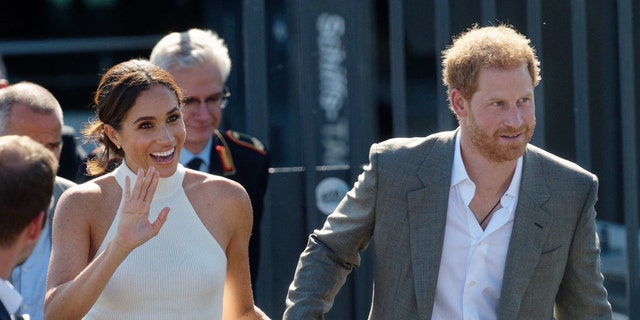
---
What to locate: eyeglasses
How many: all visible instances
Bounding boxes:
[181,86,231,113]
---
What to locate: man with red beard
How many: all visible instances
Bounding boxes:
[284,24,612,319]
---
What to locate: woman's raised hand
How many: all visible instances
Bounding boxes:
[114,166,170,253]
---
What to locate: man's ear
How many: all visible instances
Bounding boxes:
[450,88,468,118]
[26,211,45,242]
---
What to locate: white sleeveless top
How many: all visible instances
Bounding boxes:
[84,163,226,320]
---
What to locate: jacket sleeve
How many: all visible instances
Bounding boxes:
[283,143,380,319]
[554,175,613,319]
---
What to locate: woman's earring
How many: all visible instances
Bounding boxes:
[116,144,121,149]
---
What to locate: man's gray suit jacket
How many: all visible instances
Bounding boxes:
[52,176,75,220]
[284,129,612,319]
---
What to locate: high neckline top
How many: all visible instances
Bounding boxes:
[114,161,185,200]
[85,160,226,320]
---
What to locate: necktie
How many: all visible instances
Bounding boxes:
[186,157,203,171]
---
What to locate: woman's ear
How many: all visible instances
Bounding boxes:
[103,124,121,149]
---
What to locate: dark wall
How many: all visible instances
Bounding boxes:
[0,0,632,223]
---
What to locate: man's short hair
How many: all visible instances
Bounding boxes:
[0,135,57,247]
[0,81,64,135]
[150,28,232,82]
[442,24,541,106]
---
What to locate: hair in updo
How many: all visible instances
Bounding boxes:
[82,58,182,176]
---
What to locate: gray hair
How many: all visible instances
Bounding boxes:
[150,28,231,82]
[0,81,63,135]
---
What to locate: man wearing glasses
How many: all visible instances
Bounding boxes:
[150,28,270,292]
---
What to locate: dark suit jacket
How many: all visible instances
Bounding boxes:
[284,129,612,319]
[0,300,25,320]
[209,129,269,286]
[58,125,86,183]
[0,303,10,320]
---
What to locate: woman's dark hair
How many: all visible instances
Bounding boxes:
[82,58,182,176]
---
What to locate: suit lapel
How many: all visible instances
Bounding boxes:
[408,131,456,319]
[497,147,552,319]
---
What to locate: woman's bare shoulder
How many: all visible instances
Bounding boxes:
[184,170,248,200]
[57,175,121,218]
[183,171,252,228]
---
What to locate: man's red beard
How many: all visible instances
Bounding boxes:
[465,113,536,163]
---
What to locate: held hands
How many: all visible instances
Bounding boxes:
[114,166,170,253]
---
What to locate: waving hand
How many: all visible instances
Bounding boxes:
[114,166,170,252]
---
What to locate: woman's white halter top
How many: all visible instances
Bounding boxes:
[84,163,226,320]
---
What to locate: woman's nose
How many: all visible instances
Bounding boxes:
[158,125,176,143]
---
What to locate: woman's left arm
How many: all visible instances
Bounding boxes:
[219,180,270,320]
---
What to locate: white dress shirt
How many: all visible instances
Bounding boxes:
[432,133,523,320]
[0,279,23,319]
[10,216,51,320]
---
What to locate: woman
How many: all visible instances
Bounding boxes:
[45,59,268,320]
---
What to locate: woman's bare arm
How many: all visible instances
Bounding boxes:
[211,179,270,320]
[45,167,169,320]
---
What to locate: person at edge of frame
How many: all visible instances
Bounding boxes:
[0,135,58,320]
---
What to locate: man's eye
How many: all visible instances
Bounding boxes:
[182,98,197,106]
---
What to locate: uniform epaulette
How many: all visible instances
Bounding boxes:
[225,130,267,155]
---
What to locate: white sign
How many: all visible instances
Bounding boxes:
[315,177,349,215]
